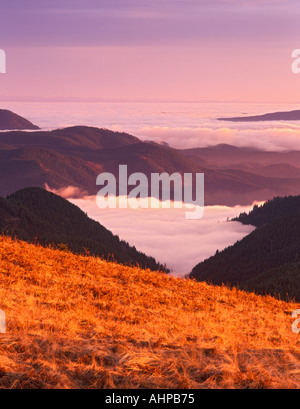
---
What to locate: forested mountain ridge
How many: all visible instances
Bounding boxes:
[233,195,300,227]
[190,195,300,301]
[0,187,167,272]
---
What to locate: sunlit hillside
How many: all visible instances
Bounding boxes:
[0,235,300,389]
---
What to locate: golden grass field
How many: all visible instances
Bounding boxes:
[0,235,300,389]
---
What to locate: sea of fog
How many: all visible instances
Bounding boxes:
[69,197,256,276]
[3,101,300,274]
[2,100,300,151]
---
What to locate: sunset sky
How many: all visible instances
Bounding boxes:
[0,0,299,102]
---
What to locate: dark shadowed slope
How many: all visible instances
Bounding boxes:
[233,195,300,227]
[0,187,167,272]
[190,195,300,302]
[0,109,39,130]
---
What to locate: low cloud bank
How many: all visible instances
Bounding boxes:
[136,123,300,151]
[70,196,256,276]
[45,184,88,198]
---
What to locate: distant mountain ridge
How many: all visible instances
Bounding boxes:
[1,125,300,205]
[0,125,138,150]
[0,187,167,272]
[0,109,39,130]
[218,109,300,122]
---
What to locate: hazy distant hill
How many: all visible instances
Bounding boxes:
[218,109,300,122]
[1,127,300,205]
[190,195,300,301]
[0,109,39,130]
[234,164,300,179]
[181,143,300,169]
[181,144,300,204]
[0,187,167,272]
[0,126,139,151]
[0,126,139,196]
[0,147,101,197]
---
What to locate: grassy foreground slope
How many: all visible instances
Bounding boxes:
[0,236,300,389]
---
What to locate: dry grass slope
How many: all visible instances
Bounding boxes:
[0,235,300,389]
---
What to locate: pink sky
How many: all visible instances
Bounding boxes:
[0,1,299,103]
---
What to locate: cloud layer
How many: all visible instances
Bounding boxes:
[70,196,255,276]
[5,101,300,152]
[137,123,300,151]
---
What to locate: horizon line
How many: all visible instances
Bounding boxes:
[0,97,300,104]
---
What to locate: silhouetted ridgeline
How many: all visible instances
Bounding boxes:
[218,109,300,122]
[233,195,300,227]
[0,187,168,272]
[0,109,39,130]
[190,195,300,302]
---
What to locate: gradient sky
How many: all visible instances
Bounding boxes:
[0,0,299,102]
